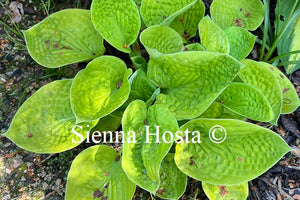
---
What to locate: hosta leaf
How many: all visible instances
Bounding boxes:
[91,111,122,133]
[4,80,97,153]
[169,0,205,40]
[175,119,291,185]
[202,182,248,200]
[91,0,141,53]
[65,145,136,200]
[23,9,105,68]
[147,51,243,120]
[140,0,197,27]
[200,102,245,120]
[184,43,205,51]
[268,65,300,114]
[140,25,184,57]
[70,56,132,123]
[156,153,187,200]
[199,16,230,54]
[122,100,178,194]
[216,82,274,122]
[210,0,264,30]
[275,1,300,74]
[238,60,282,124]
[224,27,256,61]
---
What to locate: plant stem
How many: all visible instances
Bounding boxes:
[259,0,270,61]
[268,50,300,63]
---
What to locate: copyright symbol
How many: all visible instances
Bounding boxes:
[209,125,227,144]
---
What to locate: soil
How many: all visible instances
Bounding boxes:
[0,0,299,200]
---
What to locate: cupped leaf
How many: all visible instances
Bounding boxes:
[122,100,178,194]
[202,182,248,200]
[216,82,274,122]
[275,0,300,74]
[210,0,264,30]
[70,56,132,123]
[65,145,136,200]
[156,153,187,200]
[184,43,205,51]
[268,65,300,114]
[238,60,282,124]
[224,27,256,61]
[91,110,122,133]
[169,0,205,40]
[91,0,141,53]
[23,9,105,68]
[140,25,184,57]
[175,119,291,185]
[5,80,97,153]
[140,0,197,27]
[199,16,230,54]
[147,51,243,120]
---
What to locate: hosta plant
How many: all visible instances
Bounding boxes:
[3,0,300,199]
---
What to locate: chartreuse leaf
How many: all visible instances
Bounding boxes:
[147,52,243,120]
[23,9,105,68]
[91,110,122,133]
[140,0,197,27]
[156,153,187,199]
[175,119,291,185]
[224,27,256,61]
[91,0,141,53]
[202,182,248,200]
[122,100,178,194]
[70,56,132,123]
[169,0,205,40]
[200,102,245,120]
[65,145,136,200]
[199,16,230,54]
[210,0,264,30]
[185,43,205,51]
[268,65,300,114]
[4,80,97,153]
[216,82,274,122]
[140,25,184,57]
[238,60,282,124]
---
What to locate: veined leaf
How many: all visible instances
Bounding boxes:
[175,119,291,185]
[140,25,184,57]
[200,102,245,120]
[122,100,178,194]
[65,145,136,200]
[216,82,274,122]
[224,27,256,61]
[91,110,122,133]
[202,182,248,200]
[147,51,243,120]
[210,0,264,30]
[184,43,205,51]
[199,16,230,54]
[91,0,141,53]
[23,9,105,68]
[140,0,197,27]
[4,80,97,153]
[268,65,300,114]
[238,60,282,124]
[70,56,132,123]
[156,153,187,200]
[169,0,205,40]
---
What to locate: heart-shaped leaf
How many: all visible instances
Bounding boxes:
[202,182,248,200]
[175,119,291,185]
[224,27,256,61]
[199,16,230,54]
[210,0,264,30]
[238,60,282,124]
[140,25,184,57]
[23,9,105,68]
[65,145,136,200]
[156,153,187,200]
[70,56,132,123]
[140,0,197,27]
[4,80,97,153]
[91,0,141,53]
[122,100,178,194]
[216,82,274,122]
[147,52,243,120]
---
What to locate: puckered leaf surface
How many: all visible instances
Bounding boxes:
[202,182,248,200]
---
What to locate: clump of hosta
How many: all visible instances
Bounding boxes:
[3,0,300,199]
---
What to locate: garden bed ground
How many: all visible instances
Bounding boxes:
[0,0,299,199]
